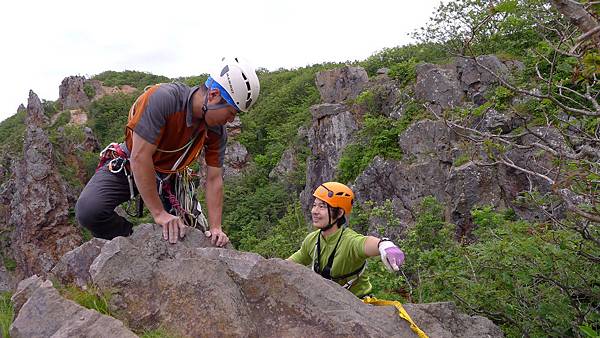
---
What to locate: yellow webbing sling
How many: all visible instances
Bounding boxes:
[362,296,429,338]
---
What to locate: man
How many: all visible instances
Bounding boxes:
[76,57,260,247]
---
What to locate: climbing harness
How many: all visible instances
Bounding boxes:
[312,226,366,290]
[362,296,429,338]
[97,143,140,217]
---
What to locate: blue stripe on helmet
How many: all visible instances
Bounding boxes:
[205,77,239,111]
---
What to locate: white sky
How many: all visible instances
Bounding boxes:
[0,0,442,123]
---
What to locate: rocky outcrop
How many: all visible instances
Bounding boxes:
[415,63,465,110]
[301,103,359,214]
[315,65,369,104]
[9,91,82,277]
[270,126,308,192]
[404,302,504,338]
[80,126,101,152]
[11,275,44,315]
[79,224,419,337]
[59,76,91,110]
[226,115,243,137]
[10,276,137,338]
[198,119,250,185]
[58,76,139,111]
[40,224,502,338]
[352,73,404,119]
[269,147,299,181]
[87,79,137,101]
[415,55,521,111]
[456,55,511,102]
[223,141,249,178]
[49,238,108,288]
[353,119,559,237]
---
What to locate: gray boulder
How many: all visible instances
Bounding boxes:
[404,302,504,338]
[50,238,108,288]
[415,55,520,110]
[88,224,418,337]
[481,109,513,133]
[10,275,43,315]
[58,76,91,110]
[456,55,510,101]
[10,278,136,338]
[445,162,505,237]
[415,63,465,110]
[315,66,369,104]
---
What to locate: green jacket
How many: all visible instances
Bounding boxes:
[289,226,371,297]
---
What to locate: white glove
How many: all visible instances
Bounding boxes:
[379,240,405,272]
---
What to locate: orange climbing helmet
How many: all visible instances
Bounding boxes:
[313,182,354,215]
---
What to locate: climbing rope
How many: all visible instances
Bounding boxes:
[362,296,429,338]
[162,168,210,235]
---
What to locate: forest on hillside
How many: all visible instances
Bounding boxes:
[0,1,598,337]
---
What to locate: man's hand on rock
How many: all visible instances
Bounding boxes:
[208,228,229,247]
[155,211,186,244]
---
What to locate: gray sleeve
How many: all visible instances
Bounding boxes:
[133,85,179,144]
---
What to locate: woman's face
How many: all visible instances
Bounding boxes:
[311,198,332,229]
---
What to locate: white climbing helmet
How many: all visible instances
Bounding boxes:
[210,57,260,112]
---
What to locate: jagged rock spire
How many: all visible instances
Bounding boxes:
[9,90,82,277]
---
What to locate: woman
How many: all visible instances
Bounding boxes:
[288,182,405,298]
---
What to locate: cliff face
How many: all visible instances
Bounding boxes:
[293,57,557,240]
[8,91,82,278]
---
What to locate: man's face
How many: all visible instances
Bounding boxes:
[205,100,238,127]
[311,198,331,229]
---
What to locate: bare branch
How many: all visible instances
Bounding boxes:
[499,155,557,185]
[466,55,600,116]
[556,188,600,222]
[576,24,600,44]
[585,84,600,112]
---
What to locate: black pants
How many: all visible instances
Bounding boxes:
[76,161,179,240]
[75,164,136,240]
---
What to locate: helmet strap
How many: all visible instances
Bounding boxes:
[202,79,234,119]
[322,206,345,231]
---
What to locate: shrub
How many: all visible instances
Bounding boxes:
[88,92,139,146]
[336,104,428,183]
[383,198,600,337]
[0,292,12,338]
[92,70,170,89]
[360,43,448,77]
[83,83,96,99]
